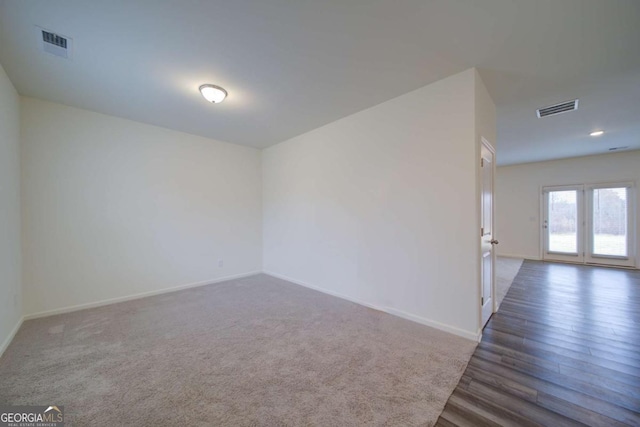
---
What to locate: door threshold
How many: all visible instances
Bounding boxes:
[542,259,637,270]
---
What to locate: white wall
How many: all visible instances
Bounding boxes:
[9,68,496,342]
[21,98,262,316]
[263,69,495,339]
[0,63,22,354]
[496,151,640,267]
[475,71,497,152]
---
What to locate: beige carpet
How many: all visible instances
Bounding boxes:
[496,256,524,307]
[0,274,476,426]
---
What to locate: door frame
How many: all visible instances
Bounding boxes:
[540,181,636,268]
[584,182,635,267]
[479,137,496,328]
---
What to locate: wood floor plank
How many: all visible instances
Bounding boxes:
[466,380,583,427]
[490,312,640,353]
[481,328,640,378]
[557,364,640,399]
[536,392,630,427]
[488,313,640,354]
[478,343,640,399]
[498,298,640,326]
[458,374,472,390]
[434,415,459,427]
[464,365,538,402]
[478,341,561,373]
[446,392,528,427]
[480,340,640,389]
[448,388,541,427]
[498,302,640,334]
[470,353,640,418]
[436,260,640,426]
[438,409,478,427]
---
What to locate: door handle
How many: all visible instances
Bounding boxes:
[490,239,499,245]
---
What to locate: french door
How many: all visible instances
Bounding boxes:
[543,183,635,267]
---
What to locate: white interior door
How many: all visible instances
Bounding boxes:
[480,140,496,328]
[543,183,635,267]
[543,185,585,263]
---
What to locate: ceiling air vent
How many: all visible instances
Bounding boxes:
[37,27,73,59]
[536,99,578,118]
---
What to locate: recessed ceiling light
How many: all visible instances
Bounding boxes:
[199,84,227,104]
[590,130,604,137]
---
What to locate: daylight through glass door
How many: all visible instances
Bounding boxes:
[591,187,628,257]
[548,190,579,254]
[543,183,635,267]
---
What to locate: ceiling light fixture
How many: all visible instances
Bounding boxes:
[590,130,604,137]
[199,84,227,104]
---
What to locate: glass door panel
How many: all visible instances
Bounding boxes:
[548,190,579,253]
[543,186,584,263]
[543,183,635,267]
[592,187,627,256]
[586,185,634,267]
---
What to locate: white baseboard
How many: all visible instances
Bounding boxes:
[265,270,387,312]
[0,316,24,358]
[264,270,481,342]
[19,269,481,344]
[384,307,481,342]
[24,271,262,321]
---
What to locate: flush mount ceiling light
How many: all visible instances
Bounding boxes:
[590,130,604,137]
[199,84,227,104]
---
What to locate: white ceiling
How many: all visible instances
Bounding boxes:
[1,0,639,164]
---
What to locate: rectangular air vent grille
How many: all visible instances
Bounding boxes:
[536,99,579,118]
[42,30,67,49]
[36,26,72,59]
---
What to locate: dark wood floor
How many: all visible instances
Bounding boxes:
[436,260,640,427]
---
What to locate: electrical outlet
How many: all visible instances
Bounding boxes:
[218,259,224,268]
